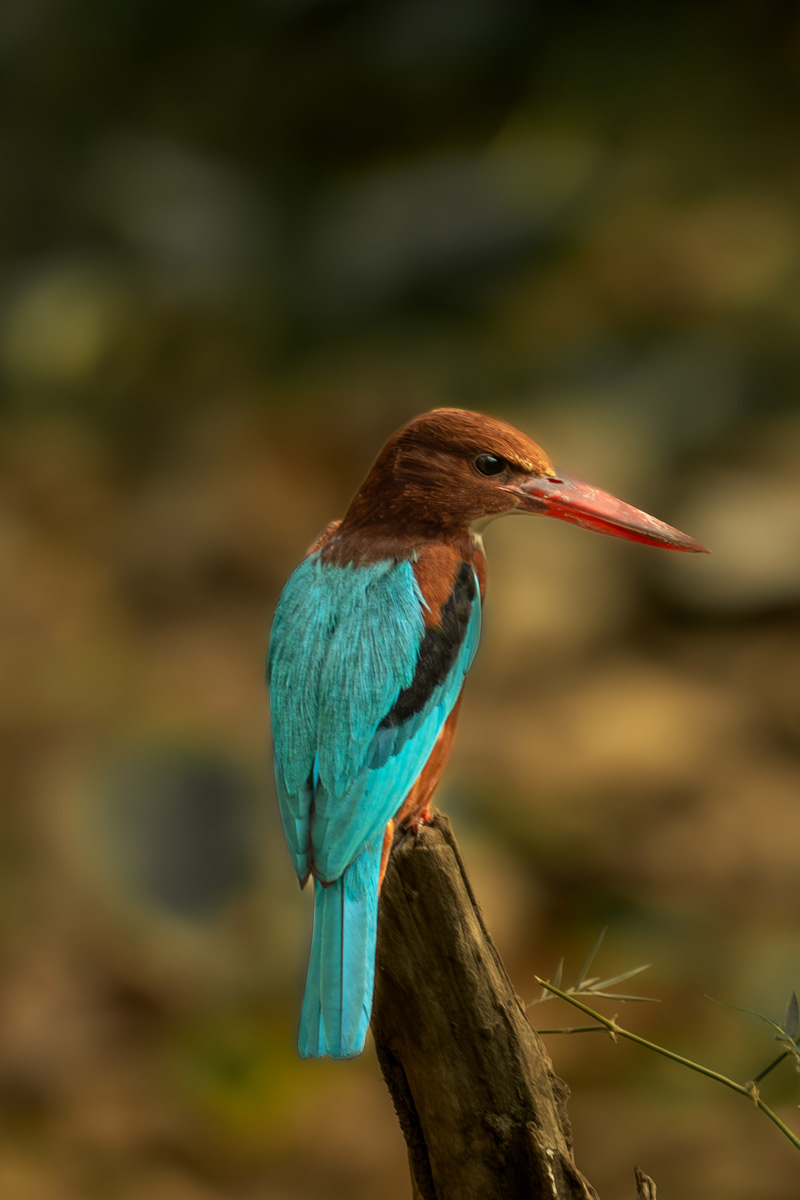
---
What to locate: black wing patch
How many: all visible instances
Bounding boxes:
[379,560,475,731]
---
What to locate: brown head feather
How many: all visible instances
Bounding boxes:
[324,409,555,561]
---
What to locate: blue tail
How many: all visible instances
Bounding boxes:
[298,839,381,1059]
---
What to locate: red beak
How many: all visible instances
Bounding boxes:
[514,470,709,553]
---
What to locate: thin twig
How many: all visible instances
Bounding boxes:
[535,976,800,1155]
[752,1051,790,1085]
[535,1025,610,1036]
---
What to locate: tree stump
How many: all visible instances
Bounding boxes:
[372,811,600,1200]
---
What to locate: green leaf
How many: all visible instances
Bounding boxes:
[706,995,786,1038]
[783,992,799,1042]
[591,963,653,991]
[575,926,607,988]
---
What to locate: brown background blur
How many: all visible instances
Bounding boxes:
[2,2,800,1197]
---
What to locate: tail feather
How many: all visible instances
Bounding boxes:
[298,840,381,1058]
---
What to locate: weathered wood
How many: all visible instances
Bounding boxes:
[372,811,601,1200]
[634,1166,657,1199]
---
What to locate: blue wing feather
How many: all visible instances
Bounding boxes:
[268,554,425,876]
[268,550,481,1056]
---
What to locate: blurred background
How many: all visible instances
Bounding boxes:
[2,0,800,1196]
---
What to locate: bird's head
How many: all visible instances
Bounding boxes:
[339,408,707,553]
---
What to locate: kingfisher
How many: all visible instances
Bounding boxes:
[267,408,707,1059]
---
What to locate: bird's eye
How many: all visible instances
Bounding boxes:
[474,453,506,477]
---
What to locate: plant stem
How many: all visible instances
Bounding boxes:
[535,1025,609,1036]
[752,1051,789,1085]
[534,976,800,1155]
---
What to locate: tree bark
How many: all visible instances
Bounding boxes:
[372,811,601,1200]
[634,1166,657,1198]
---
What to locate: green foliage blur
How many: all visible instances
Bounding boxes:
[2,2,800,1197]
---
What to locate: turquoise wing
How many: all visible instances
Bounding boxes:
[267,553,480,884]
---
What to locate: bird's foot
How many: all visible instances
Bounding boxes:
[409,805,433,835]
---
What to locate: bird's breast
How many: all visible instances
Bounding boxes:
[411,543,463,626]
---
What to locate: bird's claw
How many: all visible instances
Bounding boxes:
[409,806,432,835]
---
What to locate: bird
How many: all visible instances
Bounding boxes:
[267,408,707,1059]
